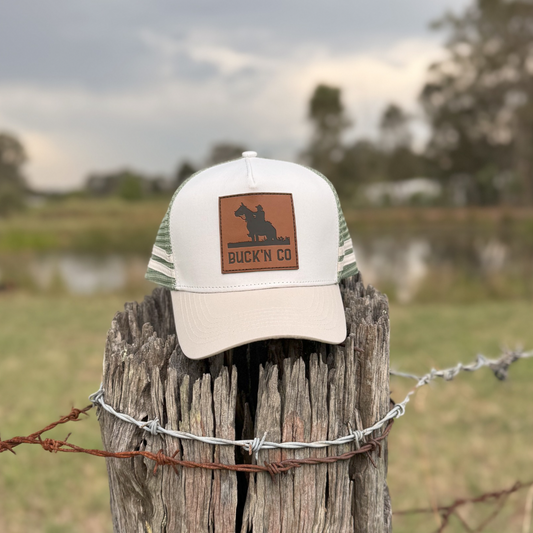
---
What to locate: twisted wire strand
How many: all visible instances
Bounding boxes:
[89,348,532,454]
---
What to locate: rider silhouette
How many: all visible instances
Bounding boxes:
[254,205,266,223]
[230,201,285,245]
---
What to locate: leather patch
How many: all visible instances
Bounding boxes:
[219,193,299,274]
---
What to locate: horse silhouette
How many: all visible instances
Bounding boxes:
[234,203,277,242]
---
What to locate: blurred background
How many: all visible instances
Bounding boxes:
[1,1,532,531]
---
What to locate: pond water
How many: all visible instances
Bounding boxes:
[355,226,533,301]
[1,231,532,302]
[0,253,149,295]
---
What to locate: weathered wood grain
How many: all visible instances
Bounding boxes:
[97,277,391,532]
[241,363,282,533]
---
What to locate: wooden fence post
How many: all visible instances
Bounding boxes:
[97,275,391,532]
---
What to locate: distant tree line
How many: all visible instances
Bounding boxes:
[84,143,248,202]
[85,169,169,201]
[302,0,533,207]
[302,85,428,204]
[3,0,533,213]
[0,133,27,215]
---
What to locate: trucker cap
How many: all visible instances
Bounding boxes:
[145,151,358,360]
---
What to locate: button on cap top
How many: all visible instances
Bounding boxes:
[242,151,257,158]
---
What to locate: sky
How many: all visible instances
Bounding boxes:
[0,0,471,191]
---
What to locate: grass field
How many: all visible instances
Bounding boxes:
[0,198,170,254]
[1,291,532,532]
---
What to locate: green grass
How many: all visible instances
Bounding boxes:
[0,197,170,254]
[389,301,533,533]
[0,292,532,532]
[0,292,139,533]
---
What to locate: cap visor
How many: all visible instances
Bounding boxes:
[171,285,347,360]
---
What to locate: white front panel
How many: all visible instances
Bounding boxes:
[169,157,339,293]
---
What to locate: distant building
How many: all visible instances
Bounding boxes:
[362,178,442,206]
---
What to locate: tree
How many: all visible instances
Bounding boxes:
[379,103,413,152]
[174,161,196,189]
[0,132,27,215]
[118,171,143,201]
[303,84,351,196]
[338,139,387,186]
[420,0,533,205]
[85,168,160,200]
[379,103,425,182]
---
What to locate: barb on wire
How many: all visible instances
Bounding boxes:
[390,348,533,383]
[394,480,533,533]
[89,347,532,453]
[0,406,393,476]
[0,405,92,455]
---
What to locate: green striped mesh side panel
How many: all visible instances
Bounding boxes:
[307,168,359,281]
[145,171,201,290]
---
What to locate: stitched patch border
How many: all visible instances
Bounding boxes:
[219,192,299,274]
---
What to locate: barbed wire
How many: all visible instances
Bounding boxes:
[0,405,93,455]
[394,479,533,533]
[88,386,396,460]
[88,347,532,457]
[0,406,392,477]
[2,348,531,478]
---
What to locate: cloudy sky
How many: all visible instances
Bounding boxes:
[0,0,471,190]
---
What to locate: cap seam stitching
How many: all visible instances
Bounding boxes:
[174,279,335,290]
[245,157,256,188]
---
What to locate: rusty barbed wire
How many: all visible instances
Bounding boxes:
[0,404,92,455]
[394,480,533,532]
[0,405,392,477]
